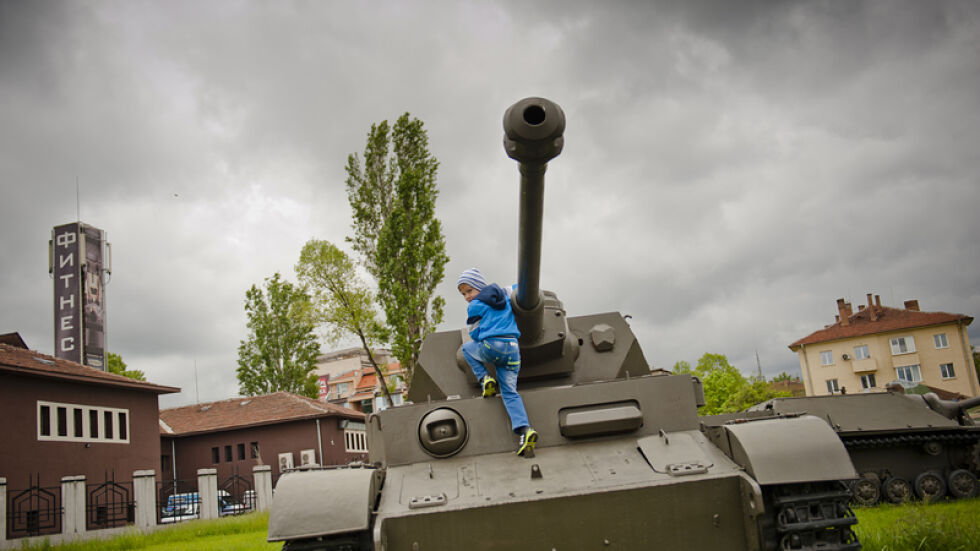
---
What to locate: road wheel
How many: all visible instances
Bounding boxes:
[946,469,979,499]
[913,471,946,502]
[882,477,912,504]
[851,474,881,506]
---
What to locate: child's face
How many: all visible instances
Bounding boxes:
[458,283,479,303]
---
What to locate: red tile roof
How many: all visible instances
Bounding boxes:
[790,305,972,349]
[0,343,179,394]
[356,373,378,391]
[159,392,364,436]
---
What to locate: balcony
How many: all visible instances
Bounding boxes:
[851,357,878,373]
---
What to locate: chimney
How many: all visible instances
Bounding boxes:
[904,299,920,312]
[867,293,878,321]
[836,298,852,326]
[875,295,881,308]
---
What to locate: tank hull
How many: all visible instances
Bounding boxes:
[711,393,980,504]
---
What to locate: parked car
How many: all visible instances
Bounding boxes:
[161,492,200,524]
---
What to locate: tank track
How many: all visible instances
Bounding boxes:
[760,481,861,551]
[841,429,980,450]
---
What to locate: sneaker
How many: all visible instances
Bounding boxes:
[517,427,538,456]
[481,376,498,398]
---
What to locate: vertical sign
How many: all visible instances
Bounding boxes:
[52,222,107,370]
[81,225,106,369]
[53,223,82,364]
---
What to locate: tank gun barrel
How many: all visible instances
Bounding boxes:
[502,97,565,339]
[922,392,980,421]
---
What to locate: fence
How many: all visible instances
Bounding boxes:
[1,466,274,548]
[4,474,61,539]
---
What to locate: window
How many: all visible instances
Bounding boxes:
[896,364,922,383]
[238,443,246,460]
[211,447,220,464]
[890,336,916,355]
[860,373,877,390]
[337,382,349,395]
[825,379,840,394]
[820,351,834,366]
[39,405,51,436]
[57,407,68,437]
[940,363,955,379]
[225,445,233,462]
[250,441,260,459]
[104,411,114,439]
[344,429,368,452]
[37,401,129,443]
[934,334,949,349]
[853,345,870,360]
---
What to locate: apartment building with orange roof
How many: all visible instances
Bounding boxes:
[790,294,977,398]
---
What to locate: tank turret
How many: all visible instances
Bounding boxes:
[408,98,649,403]
[268,98,862,551]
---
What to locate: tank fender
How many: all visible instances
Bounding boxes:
[718,415,857,485]
[268,467,385,542]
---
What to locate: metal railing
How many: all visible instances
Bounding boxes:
[6,474,62,539]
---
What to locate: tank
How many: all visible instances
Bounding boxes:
[267,97,862,550]
[705,390,980,506]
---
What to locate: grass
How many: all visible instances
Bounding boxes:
[12,497,980,550]
[13,512,280,551]
[852,497,980,551]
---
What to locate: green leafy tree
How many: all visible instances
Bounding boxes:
[677,353,790,415]
[772,372,795,383]
[237,273,319,399]
[296,239,393,407]
[345,113,449,382]
[106,352,146,381]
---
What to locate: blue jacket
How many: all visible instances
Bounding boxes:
[466,284,521,341]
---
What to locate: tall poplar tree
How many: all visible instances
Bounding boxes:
[345,113,448,382]
[236,273,320,398]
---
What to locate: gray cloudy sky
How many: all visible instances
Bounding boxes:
[2,0,978,408]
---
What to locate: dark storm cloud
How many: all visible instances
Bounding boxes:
[2,0,978,404]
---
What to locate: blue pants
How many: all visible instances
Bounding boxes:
[462,338,530,433]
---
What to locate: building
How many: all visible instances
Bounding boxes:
[159,392,368,487]
[0,336,178,489]
[789,294,977,398]
[316,348,408,412]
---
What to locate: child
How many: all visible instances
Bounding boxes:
[457,267,538,456]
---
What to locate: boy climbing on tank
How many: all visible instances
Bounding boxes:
[456,267,538,457]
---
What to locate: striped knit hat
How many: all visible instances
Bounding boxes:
[456,268,488,291]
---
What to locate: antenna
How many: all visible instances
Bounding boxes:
[194,359,200,404]
[755,349,763,380]
[76,177,80,222]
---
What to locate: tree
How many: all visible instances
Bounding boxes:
[675,353,791,415]
[236,273,319,399]
[296,239,393,407]
[106,352,146,381]
[345,113,449,382]
[772,372,796,383]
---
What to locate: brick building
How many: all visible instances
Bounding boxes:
[0,337,178,491]
[159,392,368,486]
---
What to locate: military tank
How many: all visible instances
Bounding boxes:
[267,97,862,550]
[710,390,980,506]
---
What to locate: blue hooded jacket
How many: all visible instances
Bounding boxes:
[465,283,521,341]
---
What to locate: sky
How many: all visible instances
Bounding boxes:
[2,0,978,409]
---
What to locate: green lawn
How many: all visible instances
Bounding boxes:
[13,497,980,550]
[853,497,980,551]
[14,512,279,551]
